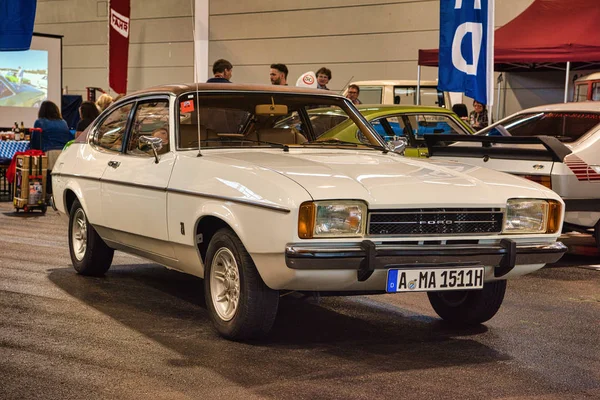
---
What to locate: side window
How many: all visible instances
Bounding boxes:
[574,83,588,102]
[407,114,466,137]
[366,117,405,142]
[357,86,383,104]
[592,83,600,101]
[127,100,170,156]
[383,116,408,138]
[94,103,133,151]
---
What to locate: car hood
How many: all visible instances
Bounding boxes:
[217,150,551,208]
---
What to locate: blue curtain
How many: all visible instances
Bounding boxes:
[61,94,82,131]
[0,1,37,51]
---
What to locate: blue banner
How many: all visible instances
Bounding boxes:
[0,0,37,51]
[438,0,494,105]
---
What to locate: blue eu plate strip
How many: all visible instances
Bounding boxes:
[387,269,398,293]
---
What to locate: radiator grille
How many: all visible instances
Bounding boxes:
[368,208,504,236]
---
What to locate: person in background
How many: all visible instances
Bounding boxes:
[96,93,113,112]
[31,100,73,196]
[469,100,489,130]
[31,100,72,151]
[316,67,331,90]
[346,84,362,105]
[270,63,288,85]
[207,59,233,83]
[75,101,100,138]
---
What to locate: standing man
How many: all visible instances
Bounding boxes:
[316,67,331,90]
[270,64,288,85]
[346,84,362,105]
[207,59,233,83]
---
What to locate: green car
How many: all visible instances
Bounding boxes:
[276,104,474,157]
[0,74,45,107]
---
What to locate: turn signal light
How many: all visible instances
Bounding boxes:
[546,200,562,234]
[521,174,552,189]
[298,202,316,239]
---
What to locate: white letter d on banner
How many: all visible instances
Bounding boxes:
[451,22,482,75]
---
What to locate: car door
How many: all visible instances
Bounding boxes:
[100,96,176,259]
[82,101,135,227]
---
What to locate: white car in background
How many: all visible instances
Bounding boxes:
[426,102,600,248]
[51,84,566,340]
[342,80,452,108]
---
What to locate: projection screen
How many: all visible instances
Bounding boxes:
[0,33,62,128]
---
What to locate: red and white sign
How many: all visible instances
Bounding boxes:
[109,0,130,94]
[110,8,130,38]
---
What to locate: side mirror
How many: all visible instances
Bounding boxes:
[139,135,163,163]
[387,137,407,154]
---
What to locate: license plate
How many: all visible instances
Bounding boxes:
[386,266,484,293]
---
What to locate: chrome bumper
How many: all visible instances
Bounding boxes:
[285,239,567,281]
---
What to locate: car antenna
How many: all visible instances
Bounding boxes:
[190,0,202,157]
[195,85,202,157]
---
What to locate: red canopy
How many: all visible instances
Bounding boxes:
[418,0,600,71]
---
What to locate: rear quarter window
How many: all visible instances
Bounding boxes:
[505,112,600,142]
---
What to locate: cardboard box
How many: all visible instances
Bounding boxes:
[13,154,48,209]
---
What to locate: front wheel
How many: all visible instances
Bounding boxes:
[204,228,279,340]
[68,199,114,276]
[427,280,507,325]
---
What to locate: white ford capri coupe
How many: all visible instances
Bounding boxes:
[51,84,567,340]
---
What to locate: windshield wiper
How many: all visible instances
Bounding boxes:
[305,139,389,154]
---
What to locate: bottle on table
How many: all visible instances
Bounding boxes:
[14,122,21,141]
[21,121,29,141]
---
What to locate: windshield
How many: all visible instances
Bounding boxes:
[177,92,383,150]
[478,111,600,142]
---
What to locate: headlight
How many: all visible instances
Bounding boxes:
[503,199,562,234]
[298,201,367,239]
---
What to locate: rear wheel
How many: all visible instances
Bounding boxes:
[68,199,114,276]
[204,228,279,340]
[427,280,507,325]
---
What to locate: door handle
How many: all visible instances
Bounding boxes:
[108,161,120,168]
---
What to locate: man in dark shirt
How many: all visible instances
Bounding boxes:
[206,59,233,83]
[270,63,288,85]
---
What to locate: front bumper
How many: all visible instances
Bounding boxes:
[285,239,567,281]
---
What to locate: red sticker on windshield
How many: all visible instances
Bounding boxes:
[180,100,195,113]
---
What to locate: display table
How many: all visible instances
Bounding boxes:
[0,141,31,201]
[0,141,31,162]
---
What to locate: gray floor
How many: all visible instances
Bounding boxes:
[0,202,598,399]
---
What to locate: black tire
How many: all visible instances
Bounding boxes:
[204,228,279,340]
[427,280,507,325]
[68,199,114,276]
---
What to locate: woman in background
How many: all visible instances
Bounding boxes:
[96,93,113,112]
[31,100,73,196]
[469,100,489,130]
[75,101,100,138]
[31,100,72,151]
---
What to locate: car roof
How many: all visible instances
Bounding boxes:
[510,102,600,114]
[350,80,439,87]
[574,72,600,82]
[126,83,347,98]
[355,104,456,117]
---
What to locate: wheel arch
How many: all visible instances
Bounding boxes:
[194,215,236,264]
